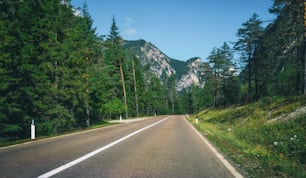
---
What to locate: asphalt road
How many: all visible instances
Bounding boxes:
[0,115,241,178]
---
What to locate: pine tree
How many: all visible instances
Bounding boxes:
[148,76,166,115]
[105,16,128,118]
[0,0,33,139]
[251,0,305,97]
[208,48,224,106]
[0,0,103,141]
[270,0,305,94]
[207,42,237,106]
[164,75,177,113]
[131,57,147,116]
[132,56,139,117]
[234,13,263,101]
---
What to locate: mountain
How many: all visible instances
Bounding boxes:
[176,57,205,91]
[122,39,206,91]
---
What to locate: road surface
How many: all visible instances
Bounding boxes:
[0,115,242,178]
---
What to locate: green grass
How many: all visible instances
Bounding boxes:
[189,96,306,177]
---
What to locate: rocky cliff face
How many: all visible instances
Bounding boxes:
[139,41,175,78]
[122,39,206,91]
[176,57,205,91]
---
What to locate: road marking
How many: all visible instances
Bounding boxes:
[184,117,244,178]
[109,116,154,123]
[37,116,170,178]
[0,124,119,151]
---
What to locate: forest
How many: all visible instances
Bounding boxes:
[0,0,305,142]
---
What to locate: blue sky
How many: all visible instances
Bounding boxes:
[71,0,276,61]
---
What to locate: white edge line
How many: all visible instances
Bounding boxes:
[0,123,120,150]
[37,116,170,178]
[1,117,158,150]
[184,117,244,178]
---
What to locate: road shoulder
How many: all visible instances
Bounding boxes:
[184,117,244,178]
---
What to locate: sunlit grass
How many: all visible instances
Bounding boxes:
[189,96,306,177]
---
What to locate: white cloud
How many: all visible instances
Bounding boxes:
[124,17,135,24]
[123,28,138,36]
[122,17,137,36]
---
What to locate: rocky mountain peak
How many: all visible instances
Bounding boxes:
[177,57,205,91]
[122,39,205,91]
[140,41,175,78]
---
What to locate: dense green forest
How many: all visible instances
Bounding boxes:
[0,0,305,142]
[0,0,150,141]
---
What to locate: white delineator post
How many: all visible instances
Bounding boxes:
[120,115,122,123]
[31,119,35,139]
[195,116,198,125]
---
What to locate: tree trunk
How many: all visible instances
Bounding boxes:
[120,62,128,118]
[172,102,175,114]
[304,1,306,94]
[132,59,139,117]
[214,68,217,107]
[254,55,258,100]
[304,44,306,94]
[85,49,90,127]
[248,53,252,102]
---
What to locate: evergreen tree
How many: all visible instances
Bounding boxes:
[200,63,215,108]
[132,56,139,117]
[0,0,103,141]
[147,76,165,115]
[134,64,149,116]
[167,75,177,113]
[122,53,145,117]
[207,42,236,107]
[208,47,226,106]
[105,16,128,118]
[234,13,263,101]
[270,0,305,95]
[0,0,38,139]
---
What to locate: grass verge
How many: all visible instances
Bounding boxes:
[189,96,306,177]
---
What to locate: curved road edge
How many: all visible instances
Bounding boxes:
[184,117,244,178]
